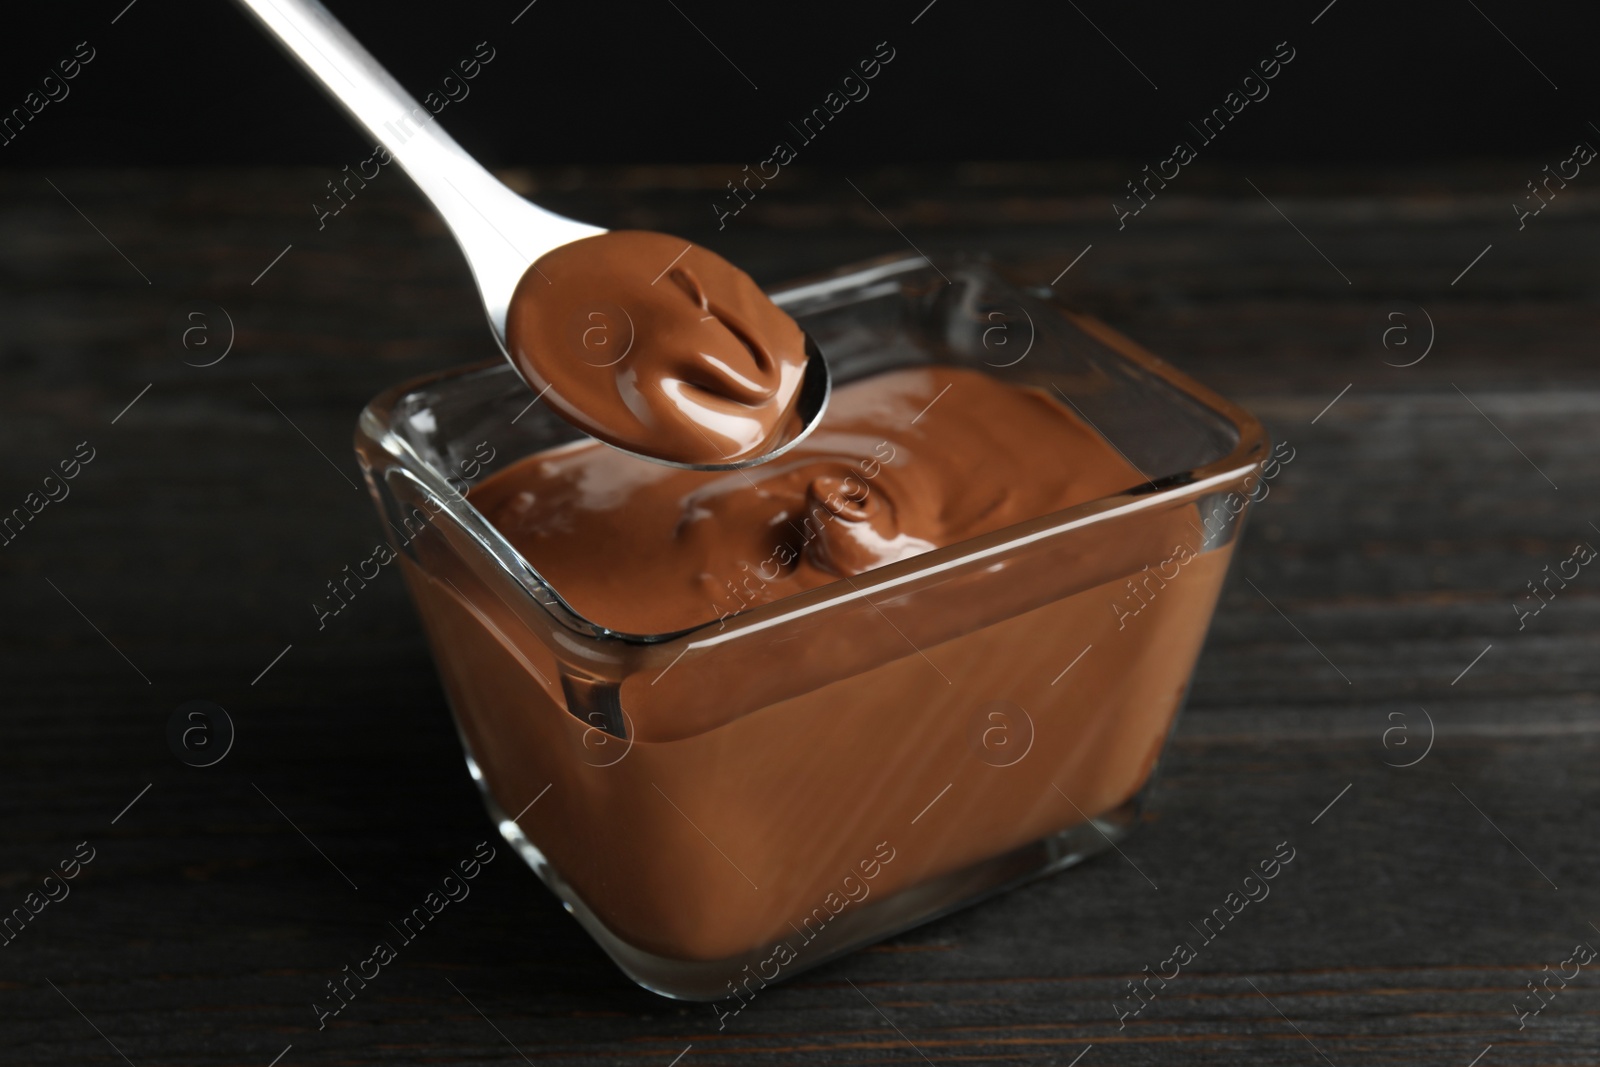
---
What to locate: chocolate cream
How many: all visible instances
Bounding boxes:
[470,365,1150,635]
[504,230,810,467]
[417,268,1244,968]
[402,493,1234,962]
[399,356,1241,965]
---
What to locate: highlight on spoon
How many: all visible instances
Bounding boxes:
[596,336,831,472]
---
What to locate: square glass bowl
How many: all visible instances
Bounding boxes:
[354,254,1266,1002]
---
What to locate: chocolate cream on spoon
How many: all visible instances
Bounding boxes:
[505,231,812,467]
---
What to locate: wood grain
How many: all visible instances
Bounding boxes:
[1,164,1597,1065]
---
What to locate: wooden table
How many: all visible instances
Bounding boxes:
[3,163,1596,1065]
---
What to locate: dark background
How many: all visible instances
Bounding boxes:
[2,0,1597,168]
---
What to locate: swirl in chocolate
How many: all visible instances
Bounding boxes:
[504,230,809,466]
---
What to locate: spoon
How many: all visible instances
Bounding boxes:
[234,0,829,472]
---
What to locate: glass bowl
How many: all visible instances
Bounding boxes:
[353,253,1267,1004]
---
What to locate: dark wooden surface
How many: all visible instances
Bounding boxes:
[3,162,1599,1066]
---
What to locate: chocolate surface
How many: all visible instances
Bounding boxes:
[504,230,809,466]
[470,365,1148,634]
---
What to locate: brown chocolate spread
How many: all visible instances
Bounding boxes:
[504,230,809,466]
[399,351,1242,966]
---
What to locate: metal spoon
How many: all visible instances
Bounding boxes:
[234,0,829,472]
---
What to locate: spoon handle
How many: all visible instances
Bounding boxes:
[234,0,599,331]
